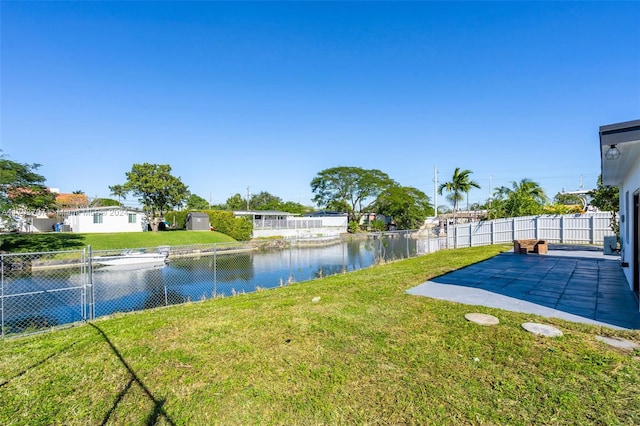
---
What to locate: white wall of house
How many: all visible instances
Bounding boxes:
[64,208,144,233]
[251,215,348,238]
[31,217,58,233]
[619,160,640,287]
[253,226,346,239]
[600,119,640,304]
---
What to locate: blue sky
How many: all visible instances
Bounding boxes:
[2,1,639,209]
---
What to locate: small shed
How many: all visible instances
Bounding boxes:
[186,212,210,231]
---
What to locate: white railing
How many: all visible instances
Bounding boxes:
[446,213,615,248]
[253,219,324,230]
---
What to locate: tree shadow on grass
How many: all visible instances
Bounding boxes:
[0,233,86,253]
[89,323,176,426]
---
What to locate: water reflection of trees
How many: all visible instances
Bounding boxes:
[142,287,186,310]
[313,264,347,278]
[170,253,255,283]
[4,314,59,335]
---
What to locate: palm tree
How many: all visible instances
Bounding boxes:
[438,167,480,224]
[109,184,127,205]
[495,178,547,217]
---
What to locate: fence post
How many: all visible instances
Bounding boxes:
[535,217,539,240]
[213,243,217,297]
[163,281,168,306]
[87,245,94,321]
[491,220,494,245]
[469,223,473,247]
[406,231,410,258]
[560,216,564,243]
[81,249,86,322]
[590,215,595,244]
[511,218,515,242]
[453,221,458,249]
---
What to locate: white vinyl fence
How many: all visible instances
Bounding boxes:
[447,213,615,248]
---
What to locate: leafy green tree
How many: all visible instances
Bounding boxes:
[589,175,619,212]
[225,193,247,210]
[544,203,583,215]
[115,163,189,231]
[250,191,282,210]
[278,201,310,215]
[373,185,432,230]
[186,194,210,210]
[553,192,584,206]
[589,175,619,237]
[438,168,480,223]
[491,178,547,218]
[0,157,55,219]
[90,198,121,207]
[370,218,387,232]
[311,166,394,223]
[326,199,351,214]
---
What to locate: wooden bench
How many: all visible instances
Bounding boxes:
[513,239,548,254]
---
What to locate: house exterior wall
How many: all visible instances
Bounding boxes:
[251,215,348,238]
[600,119,640,305]
[32,217,58,233]
[619,159,640,288]
[65,209,143,233]
[253,226,345,239]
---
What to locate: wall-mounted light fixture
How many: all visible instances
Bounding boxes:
[605,144,621,160]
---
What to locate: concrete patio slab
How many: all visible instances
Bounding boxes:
[407,245,640,330]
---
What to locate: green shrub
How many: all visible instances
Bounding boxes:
[166,211,189,230]
[371,219,387,232]
[167,210,253,240]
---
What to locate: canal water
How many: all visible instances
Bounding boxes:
[1,233,442,335]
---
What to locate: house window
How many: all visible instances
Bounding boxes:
[128,213,136,223]
[93,213,103,224]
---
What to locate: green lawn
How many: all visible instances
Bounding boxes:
[1,245,639,424]
[0,230,237,253]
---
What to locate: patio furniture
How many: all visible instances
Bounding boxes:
[513,239,548,254]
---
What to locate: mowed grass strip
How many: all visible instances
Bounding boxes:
[80,230,237,250]
[0,230,237,253]
[1,245,639,425]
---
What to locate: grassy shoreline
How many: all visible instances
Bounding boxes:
[0,230,238,253]
[1,245,639,424]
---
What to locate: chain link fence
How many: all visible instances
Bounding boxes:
[1,232,447,338]
[1,250,87,337]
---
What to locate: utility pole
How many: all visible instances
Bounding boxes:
[246,187,251,210]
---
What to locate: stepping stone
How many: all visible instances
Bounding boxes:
[521,322,563,337]
[595,335,640,351]
[465,313,500,325]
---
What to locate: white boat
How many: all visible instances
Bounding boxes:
[93,249,169,266]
